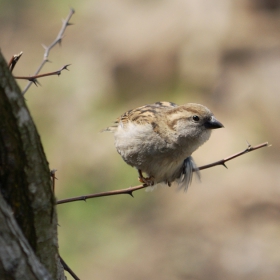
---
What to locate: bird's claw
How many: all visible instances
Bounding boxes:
[137,169,154,186]
[138,176,154,186]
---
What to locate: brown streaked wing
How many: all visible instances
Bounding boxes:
[118,101,178,126]
[104,102,178,131]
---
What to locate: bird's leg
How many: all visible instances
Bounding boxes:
[138,169,154,186]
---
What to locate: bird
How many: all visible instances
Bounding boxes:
[104,101,223,191]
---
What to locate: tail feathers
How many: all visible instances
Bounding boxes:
[176,156,200,191]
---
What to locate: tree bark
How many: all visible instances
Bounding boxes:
[0,51,64,279]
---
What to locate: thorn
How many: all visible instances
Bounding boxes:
[82,197,87,202]
[67,22,74,26]
[128,192,134,198]
[43,57,50,62]
[63,64,71,70]
[30,79,38,86]
[245,139,251,149]
[33,79,41,87]
[222,162,228,169]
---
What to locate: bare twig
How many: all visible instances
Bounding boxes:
[14,64,70,86]
[22,8,75,95]
[198,142,269,170]
[59,255,80,280]
[8,52,23,72]
[56,142,269,205]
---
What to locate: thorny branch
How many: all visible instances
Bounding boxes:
[198,141,268,170]
[14,65,70,86]
[56,142,269,205]
[22,8,75,95]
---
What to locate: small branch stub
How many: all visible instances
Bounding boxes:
[50,169,58,193]
[8,52,23,72]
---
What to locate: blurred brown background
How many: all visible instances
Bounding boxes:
[1,0,280,279]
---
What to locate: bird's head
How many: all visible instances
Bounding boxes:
[166,103,223,143]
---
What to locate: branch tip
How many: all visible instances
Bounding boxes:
[199,141,269,171]
[63,64,71,70]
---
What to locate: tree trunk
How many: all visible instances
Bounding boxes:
[0,51,64,279]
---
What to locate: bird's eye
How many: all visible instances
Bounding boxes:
[192,115,200,122]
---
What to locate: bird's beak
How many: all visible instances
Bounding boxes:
[205,116,224,129]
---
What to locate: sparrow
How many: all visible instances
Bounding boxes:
[105,101,223,191]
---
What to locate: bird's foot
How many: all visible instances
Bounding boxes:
[138,176,155,186]
[138,169,154,186]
